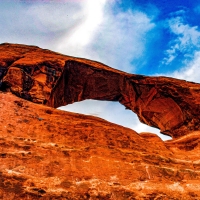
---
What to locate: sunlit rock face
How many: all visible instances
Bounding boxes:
[0,43,200,199]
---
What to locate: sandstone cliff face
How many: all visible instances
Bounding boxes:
[0,43,200,199]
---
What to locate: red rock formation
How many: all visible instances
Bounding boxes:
[1,43,200,138]
[0,92,200,199]
[0,43,200,199]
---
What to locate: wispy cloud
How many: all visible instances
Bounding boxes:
[161,14,200,66]
[54,1,155,72]
[54,0,108,60]
[0,1,96,47]
[0,0,155,73]
[158,10,200,83]
[169,51,200,83]
[89,8,155,72]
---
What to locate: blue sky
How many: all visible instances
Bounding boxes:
[1,0,200,140]
[116,0,200,76]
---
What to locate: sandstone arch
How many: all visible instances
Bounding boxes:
[1,43,200,138]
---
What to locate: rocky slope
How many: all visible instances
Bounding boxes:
[0,43,200,199]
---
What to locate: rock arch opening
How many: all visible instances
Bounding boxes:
[58,100,172,141]
[48,60,200,139]
[1,44,199,139]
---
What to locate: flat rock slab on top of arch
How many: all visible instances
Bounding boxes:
[0,43,200,138]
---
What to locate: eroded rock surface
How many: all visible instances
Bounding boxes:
[0,92,200,199]
[0,43,200,199]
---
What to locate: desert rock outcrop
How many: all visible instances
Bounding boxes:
[0,43,200,199]
[0,43,200,138]
[0,92,200,199]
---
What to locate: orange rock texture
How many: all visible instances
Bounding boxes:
[0,43,200,199]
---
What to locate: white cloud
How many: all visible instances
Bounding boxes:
[169,51,200,83]
[0,1,155,73]
[90,9,155,72]
[162,15,200,66]
[55,0,108,57]
[0,1,92,47]
[55,1,155,72]
[132,121,171,141]
[26,2,83,33]
[158,13,200,83]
